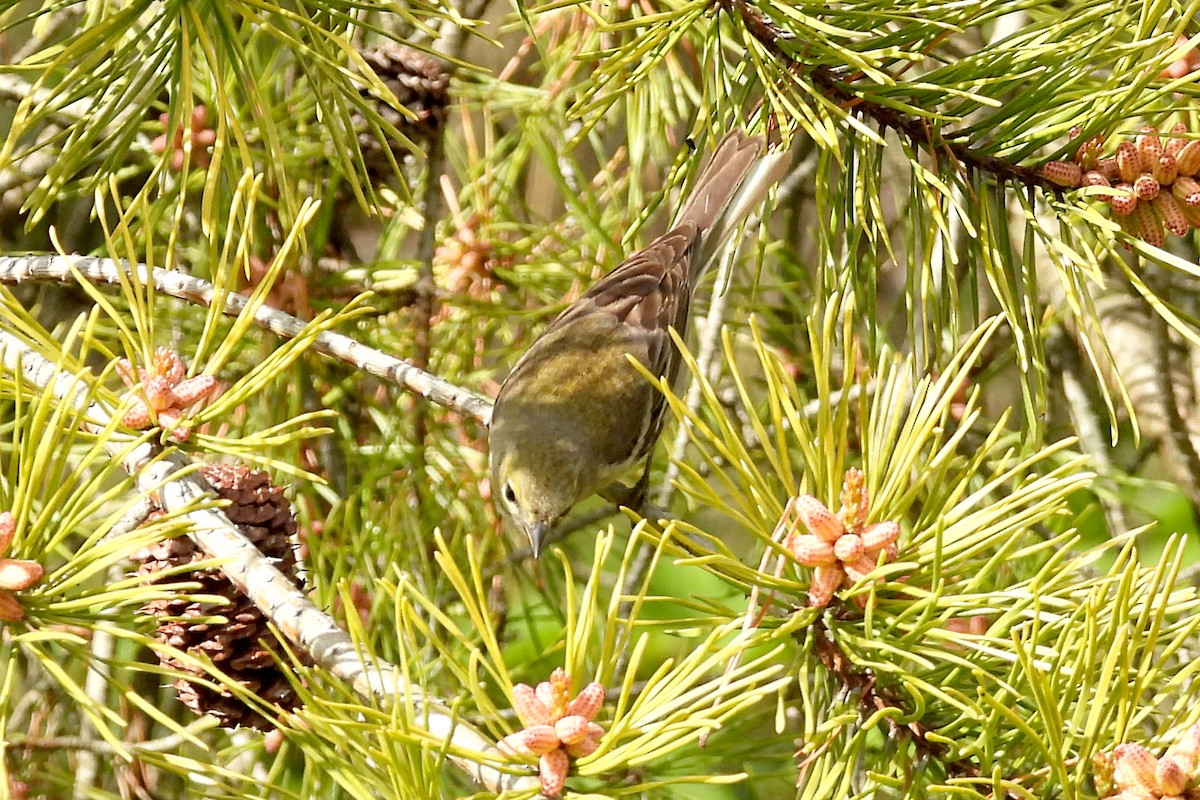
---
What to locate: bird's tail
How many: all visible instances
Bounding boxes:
[675,129,791,280]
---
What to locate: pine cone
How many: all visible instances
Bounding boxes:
[356,43,451,176]
[134,464,305,730]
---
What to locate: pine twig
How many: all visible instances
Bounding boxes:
[808,620,1006,793]
[617,145,821,634]
[410,116,449,515]
[1087,287,1200,507]
[613,249,741,681]
[0,254,493,424]
[0,74,154,212]
[0,74,141,134]
[10,718,221,755]
[1046,328,1128,535]
[1153,303,1200,506]
[103,496,157,540]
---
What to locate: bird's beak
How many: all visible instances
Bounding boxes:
[526,521,549,559]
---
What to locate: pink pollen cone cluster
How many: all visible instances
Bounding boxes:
[499,668,605,798]
[151,105,217,171]
[1098,722,1200,800]
[785,468,900,608]
[116,347,221,442]
[1041,123,1200,247]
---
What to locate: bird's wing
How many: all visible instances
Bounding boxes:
[542,224,696,384]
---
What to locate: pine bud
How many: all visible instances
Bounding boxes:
[1165,722,1200,774]
[539,749,569,798]
[122,404,153,429]
[1109,184,1138,216]
[565,725,604,758]
[1153,193,1190,237]
[1156,756,1189,795]
[1176,139,1200,175]
[0,591,23,622]
[1115,209,1142,240]
[1075,134,1106,170]
[795,495,844,543]
[1040,161,1082,187]
[0,560,43,592]
[538,683,564,719]
[1116,142,1142,183]
[1112,743,1158,792]
[549,668,571,696]
[1172,175,1200,205]
[1133,200,1166,247]
[1133,174,1160,201]
[833,533,865,563]
[1183,202,1200,229]
[861,521,901,552]
[1082,171,1111,188]
[1093,749,1116,794]
[1166,122,1190,156]
[843,553,880,582]
[790,534,838,566]
[838,467,869,530]
[0,512,12,554]
[518,724,563,756]
[555,715,591,745]
[512,683,552,726]
[564,682,604,721]
[144,375,174,411]
[1096,157,1120,181]
[1143,791,1175,800]
[1153,153,1178,185]
[173,374,218,407]
[497,731,531,757]
[1136,126,1164,172]
[808,565,843,608]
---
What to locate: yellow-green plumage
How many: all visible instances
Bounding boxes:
[489,130,789,555]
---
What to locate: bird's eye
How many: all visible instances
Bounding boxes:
[503,481,517,505]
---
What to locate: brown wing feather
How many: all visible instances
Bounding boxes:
[549,228,693,327]
[540,130,770,346]
[676,131,768,241]
[520,225,696,464]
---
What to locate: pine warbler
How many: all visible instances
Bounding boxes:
[489,130,788,556]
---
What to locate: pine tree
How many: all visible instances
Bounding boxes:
[1,1,1200,799]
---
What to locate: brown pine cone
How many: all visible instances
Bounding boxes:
[356,42,451,176]
[134,464,305,730]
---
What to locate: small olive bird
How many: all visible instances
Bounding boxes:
[488,130,789,556]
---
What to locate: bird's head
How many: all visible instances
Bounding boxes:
[490,455,578,558]
[487,341,627,557]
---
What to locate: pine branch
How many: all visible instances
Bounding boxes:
[729,0,1061,193]
[0,331,536,795]
[0,254,493,424]
[1154,304,1200,503]
[809,620,992,787]
[0,73,147,134]
[74,560,124,800]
